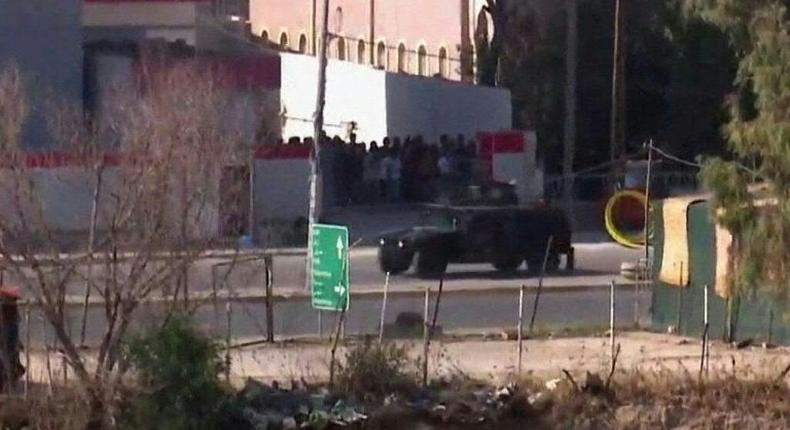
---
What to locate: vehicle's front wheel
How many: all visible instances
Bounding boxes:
[416,250,448,278]
[378,249,413,275]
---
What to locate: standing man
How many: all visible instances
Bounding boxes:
[386,147,402,202]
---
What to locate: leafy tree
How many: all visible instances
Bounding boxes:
[663,4,737,160]
[690,0,789,298]
[476,0,510,86]
[476,1,736,175]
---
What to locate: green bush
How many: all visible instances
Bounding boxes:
[336,339,418,404]
[120,316,231,430]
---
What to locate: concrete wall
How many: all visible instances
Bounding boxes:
[385,73,511,143]
[253,157,311,222]
[0,0,83,148]
[83,0,201,45]
[280,53,511,144]
[280,53,387,142]
[86,49,282,141]
[83,1,252,51]
[0,164,221,239]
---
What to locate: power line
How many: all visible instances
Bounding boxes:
[649,145,703,169]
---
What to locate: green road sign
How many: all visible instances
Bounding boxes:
[310,223,350,311]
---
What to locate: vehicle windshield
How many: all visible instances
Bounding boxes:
[421,208,456,231]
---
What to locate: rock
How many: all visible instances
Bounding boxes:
[735,338,753,349]
[441,401,477,424]
[494,384,516,402]
[544,378,562,391]
[499,328,531,341]
[527,391,554,413]
[383,312,430,338]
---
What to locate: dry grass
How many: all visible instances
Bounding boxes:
[546,369,790,429]
[0,387,88,430]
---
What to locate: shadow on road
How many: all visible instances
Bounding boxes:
[397,268,608,281]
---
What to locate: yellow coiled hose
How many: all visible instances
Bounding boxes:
[605,190,648,248]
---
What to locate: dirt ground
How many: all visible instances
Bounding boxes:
[21,331,789,388]
[225,331,789,386]
[13,331,790,430]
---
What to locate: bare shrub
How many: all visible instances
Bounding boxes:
[336,338,419,404]
[0,60,268,428]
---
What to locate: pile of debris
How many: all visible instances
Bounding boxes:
[227,369,790,429]
[231,380,367,429]
[229,375,577,429]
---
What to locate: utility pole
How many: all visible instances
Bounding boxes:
[369,0,375,64]
[306,0,330,290]
[563,0,578,223]
[609,0,626,177]
[312,0,318,55]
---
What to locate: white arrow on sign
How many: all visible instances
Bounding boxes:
[336,236,344,260]
[334,284,346,296]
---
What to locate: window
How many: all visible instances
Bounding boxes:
[337,37,346,60]
[438,47,448,77]
[357,39,366,64]
[376,42,386,69]
[334,7,344,33]
[261,30,269,42]
[417,45,427,76]
[298,34,308,53]
[279,32,289,50]
[397,43,407,73]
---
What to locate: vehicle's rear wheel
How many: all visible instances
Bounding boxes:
[492,256,523,272]
[545,252,560,273]
[526,254,544,274]
[416,250,448,278]
[527,249,562,274]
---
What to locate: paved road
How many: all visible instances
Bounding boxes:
[7,242,643,299]
[14,238,649,344]
[28,282,651,346]
[266,242,643,292]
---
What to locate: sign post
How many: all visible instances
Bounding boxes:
[311,224,350,311]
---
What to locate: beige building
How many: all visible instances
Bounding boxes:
[249,0,502,82]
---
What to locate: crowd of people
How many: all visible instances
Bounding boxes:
[279,133,479,205]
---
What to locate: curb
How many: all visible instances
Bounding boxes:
[49,281,647,308]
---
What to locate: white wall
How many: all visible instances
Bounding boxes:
[0,165,221,239]
[280,53,512,144]
[385,74,512,142]
[280,53,388,142]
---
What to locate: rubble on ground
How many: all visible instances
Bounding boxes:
[227,370,790,429]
